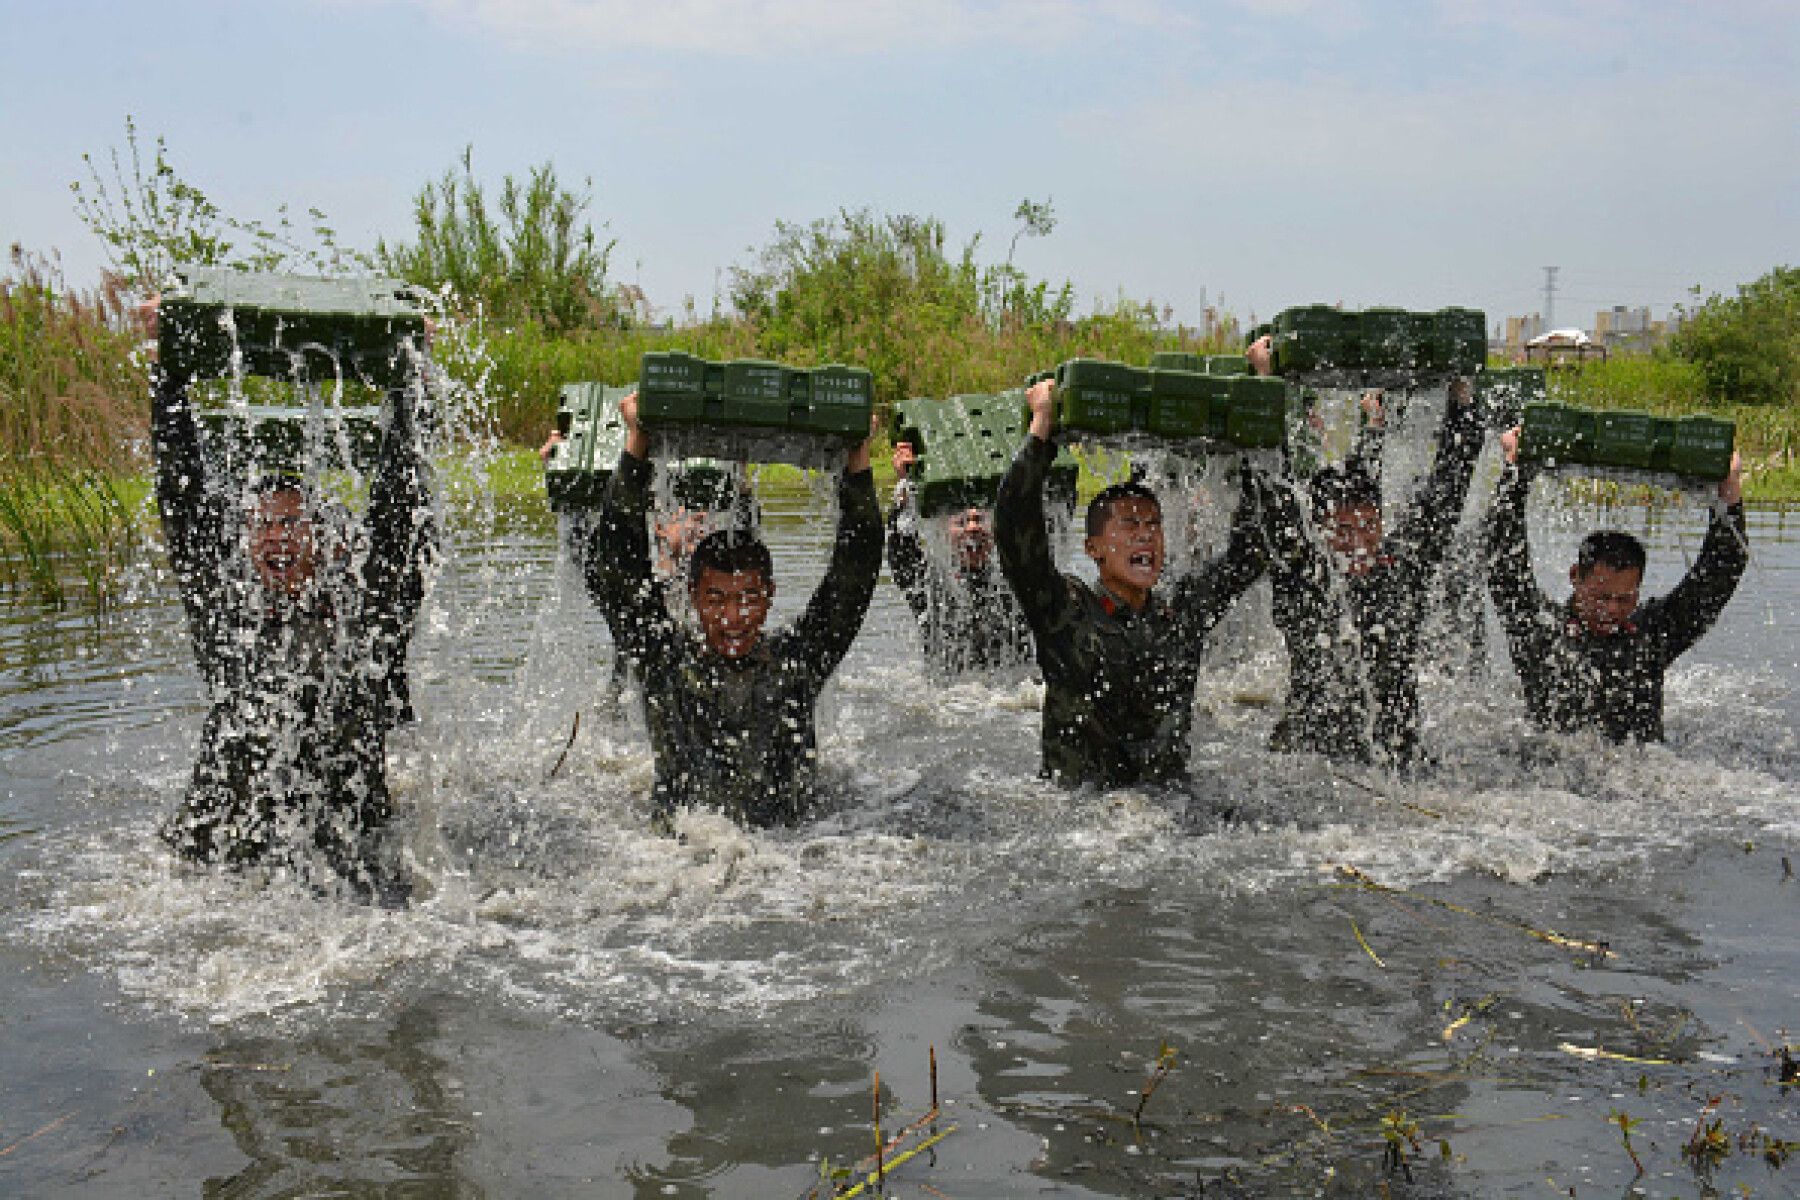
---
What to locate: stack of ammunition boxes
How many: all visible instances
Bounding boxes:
[159,266,428,473]
[1044,358,1289,450]
[544,382,737,513]
[891,391,1077,518]
[1147,351,1249,376]
[1519,403,1736,484]
[1259,304,1486,387]
[636,352,873,470]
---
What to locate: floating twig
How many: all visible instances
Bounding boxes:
[834,1125,959,1199]
[1560,1043,1673,1066]
[546,710,581,780]
[1132,1042,1179,1129]
[0,1111,74,1158]
[1332,864,1616,958]
[1350,918,1386,968]
[1442,995,1497,1041]
[873,1070,883,1189]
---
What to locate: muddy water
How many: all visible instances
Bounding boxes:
[0,488,1795,1198]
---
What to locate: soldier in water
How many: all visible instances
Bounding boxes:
[585,391,882,829]
[150,305,435,904]
[1486,425,1747,742]
[1247,338,1489,769]
[886,439,1033,678]
[995,379,1269,788]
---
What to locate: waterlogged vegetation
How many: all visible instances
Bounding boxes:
[0,248,148,605]
[5,119,1797,607]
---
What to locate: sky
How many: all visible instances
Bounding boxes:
[1,0,1795,332]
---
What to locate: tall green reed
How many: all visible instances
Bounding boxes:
[0,247,149,606]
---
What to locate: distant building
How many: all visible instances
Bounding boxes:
[1594,305,1679,352]
[1500,305,1680,362]
[1502,314,1546,358]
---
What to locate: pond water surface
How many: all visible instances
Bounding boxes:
[1,480,1796,1198]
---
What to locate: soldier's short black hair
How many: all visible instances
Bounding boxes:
[253,475,307,501]
[1309,465,1382,522]
[688,529,774,588]
[1574,530,1646,578]
[1086,482,1161,538]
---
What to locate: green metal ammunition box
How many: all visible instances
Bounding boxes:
[160,266,426,391]
[1146,369,1224,440]
[1473,367,1546,429]
[1519,403,1593,467]
[1431,307,1487,375]
[1669,416,1736,482]
[1593,410,1659,470]
[638,351,715,423]
[1055,359,1146,435]
[639,355,872,466]
[1204,354,1249,376]
[545,382,743,510]
[899,391,1075,517]
[1359,307,1420,372]
[199,407,385,474]
[544,382,629,510]
[1272,305,1354,375]
[1222,377,1288,449]
[796,364,874,438]
[1149,351,1204,374]
[721,360,791,428]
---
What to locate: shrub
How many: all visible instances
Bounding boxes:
[379,149,627,332]
[1671,265,1800,405]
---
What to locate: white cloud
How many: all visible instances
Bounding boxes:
[395,0,1184,56]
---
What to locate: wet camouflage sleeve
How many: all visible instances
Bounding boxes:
[360,385,437,691]
[1640,503,1749,665]
[151,369,232,680]
[793,467,885,693]
[1486,463,1557,664]
[885,485,930,622]
[588,451,680,672]
[997,435,1079,643]
[1388,400,1486,579]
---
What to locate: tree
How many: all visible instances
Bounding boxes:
[378,149,624,331]
[1671,266,1800,405]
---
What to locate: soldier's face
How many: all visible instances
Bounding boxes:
[1569,562,1641,635]
[250,489,319,599]
[691,566,774,659]
[1085,497,1164,597]
[948,507,993,571]
[1324,503,1383,576]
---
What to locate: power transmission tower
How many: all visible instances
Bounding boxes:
[1542,266,1559,331]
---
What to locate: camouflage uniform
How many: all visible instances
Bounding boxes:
[154,373,434,895]
[1487,463,1748,742]
[996,436,1268,787]
[1262,402,1486,767]
[587,452,882,827]
[886,486,1033,679]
